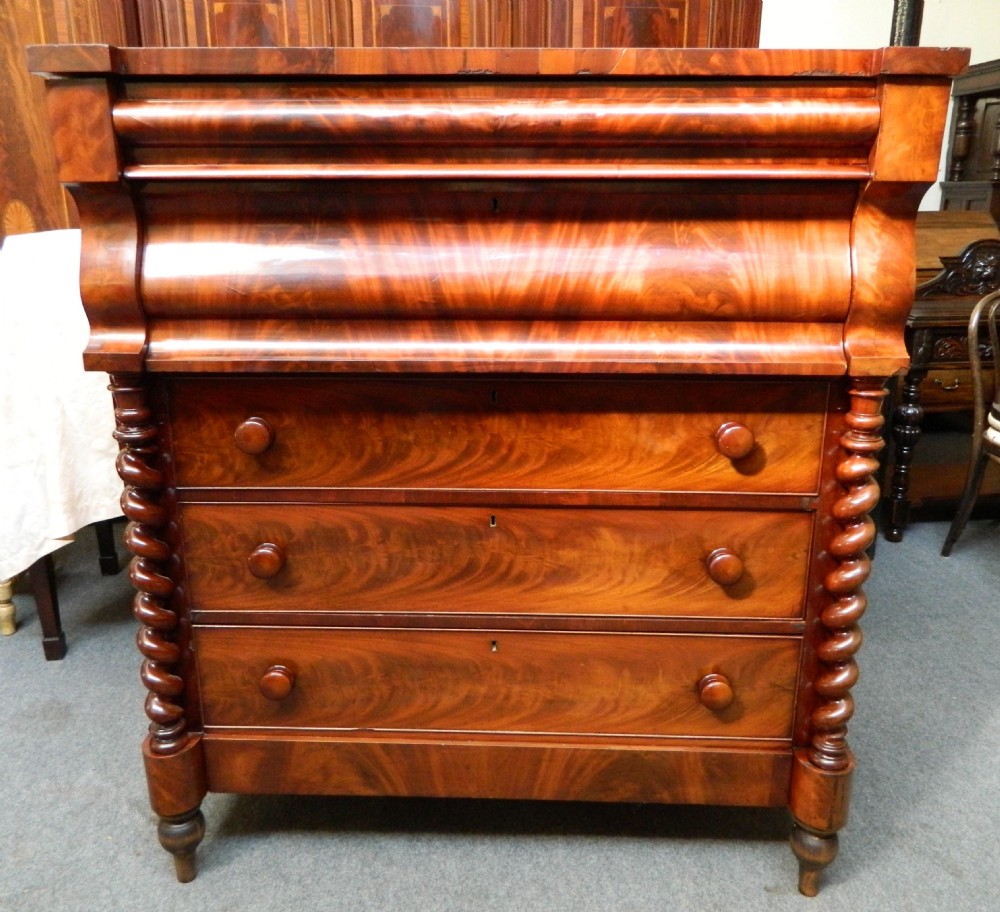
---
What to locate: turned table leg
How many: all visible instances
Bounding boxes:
[0,577,15,636]
[790,825,839,897]
[158,808,206,883]
[884,364,927,542]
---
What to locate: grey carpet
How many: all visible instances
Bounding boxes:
[2,517,998,911]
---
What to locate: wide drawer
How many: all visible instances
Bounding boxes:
[194,627,800,740]
[167,378,827,494]
[180,504,813,619]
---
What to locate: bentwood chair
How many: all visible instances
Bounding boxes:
[942,289,1000,555]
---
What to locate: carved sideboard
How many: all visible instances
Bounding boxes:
[29,44,966,895]
[885,234,1000,541]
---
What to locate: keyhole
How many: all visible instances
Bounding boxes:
[492,197,500,215]
[490,389,499,406]
[490,640,499,652]
[489,514,497,527]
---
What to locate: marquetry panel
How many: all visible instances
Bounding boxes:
[131,0,760,47]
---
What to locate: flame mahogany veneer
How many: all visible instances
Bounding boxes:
[29,44,967,894]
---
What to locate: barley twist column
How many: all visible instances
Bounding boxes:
[110,374,204,881]
[791,379,886,895]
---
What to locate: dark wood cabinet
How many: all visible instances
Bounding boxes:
[941,57,1000,224]
[29,42,965,896]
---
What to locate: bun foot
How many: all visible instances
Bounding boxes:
[158,808,206,883]
[790,825,838,897]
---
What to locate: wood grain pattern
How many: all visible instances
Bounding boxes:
[203,734,791,806]
[134,182,856,322]
[167,377,828,493]
[194,626,800,738]
[0,2,71,243]
[28,45,969,78]
[127,0,761,49]
[179,504,813,619]
[144,318,849,375]
[26,42,967,888]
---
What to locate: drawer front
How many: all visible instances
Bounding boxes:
[921,369,995,409]
[168,378,827,494]
[181,504,812,619]
[194,627,800,739]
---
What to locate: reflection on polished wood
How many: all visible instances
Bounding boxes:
[167,377,828,492]
[179,503,814,618]
[30,43,967,892]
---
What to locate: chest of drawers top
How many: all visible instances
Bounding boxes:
[30,44,964,380]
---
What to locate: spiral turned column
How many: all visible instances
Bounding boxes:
[111,373,188,755]
[111,374,206,881]
[791,380,886,896]
[811,381,885,771]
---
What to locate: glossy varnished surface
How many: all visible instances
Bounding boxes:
[167,377,828,493]
[144,319,849,375]
[28,45,965,376]
[202,735,792,807]
[34,1,759,52]
[194,626,800,739]
[179,504,813,619]
[26,42,969,889]
[137,183,856,321]
[28,45,969,78]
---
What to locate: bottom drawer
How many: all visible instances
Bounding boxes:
[194,627,800,740]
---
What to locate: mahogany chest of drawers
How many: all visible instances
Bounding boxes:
[30,43,966,895]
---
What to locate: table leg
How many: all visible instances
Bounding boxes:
[28,554,66,660]
[884,365,927,542]
[0,577,15,636]
[94,519,121,575]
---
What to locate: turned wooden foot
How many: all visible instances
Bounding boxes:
[0,577,15,636]
[790,825,839,897]
[157,808,206,883]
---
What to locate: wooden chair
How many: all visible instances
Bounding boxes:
[941,288,1000,555]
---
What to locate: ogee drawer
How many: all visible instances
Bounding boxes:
[180,504,813,619]
[194,627,801,740]
[167,378,828,494]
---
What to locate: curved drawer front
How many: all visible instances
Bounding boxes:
[168,378,827,493]
[181,504,812,619]
[194,627,800,740]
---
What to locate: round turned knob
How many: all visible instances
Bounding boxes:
[714,421,755,460]
[706,547,744,586]
[247,542,286,579]
[698,673,734,712]
[259,665,295,701]
[234,416,275,455]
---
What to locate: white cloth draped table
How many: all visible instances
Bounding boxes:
[0,229,122,582]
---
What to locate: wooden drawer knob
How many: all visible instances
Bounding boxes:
[698,673,734,712]
[706,547,744,586]
[714,421,755,460]
[247,542,285,579]
[259,665,295,701]
[234,416,275,455]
